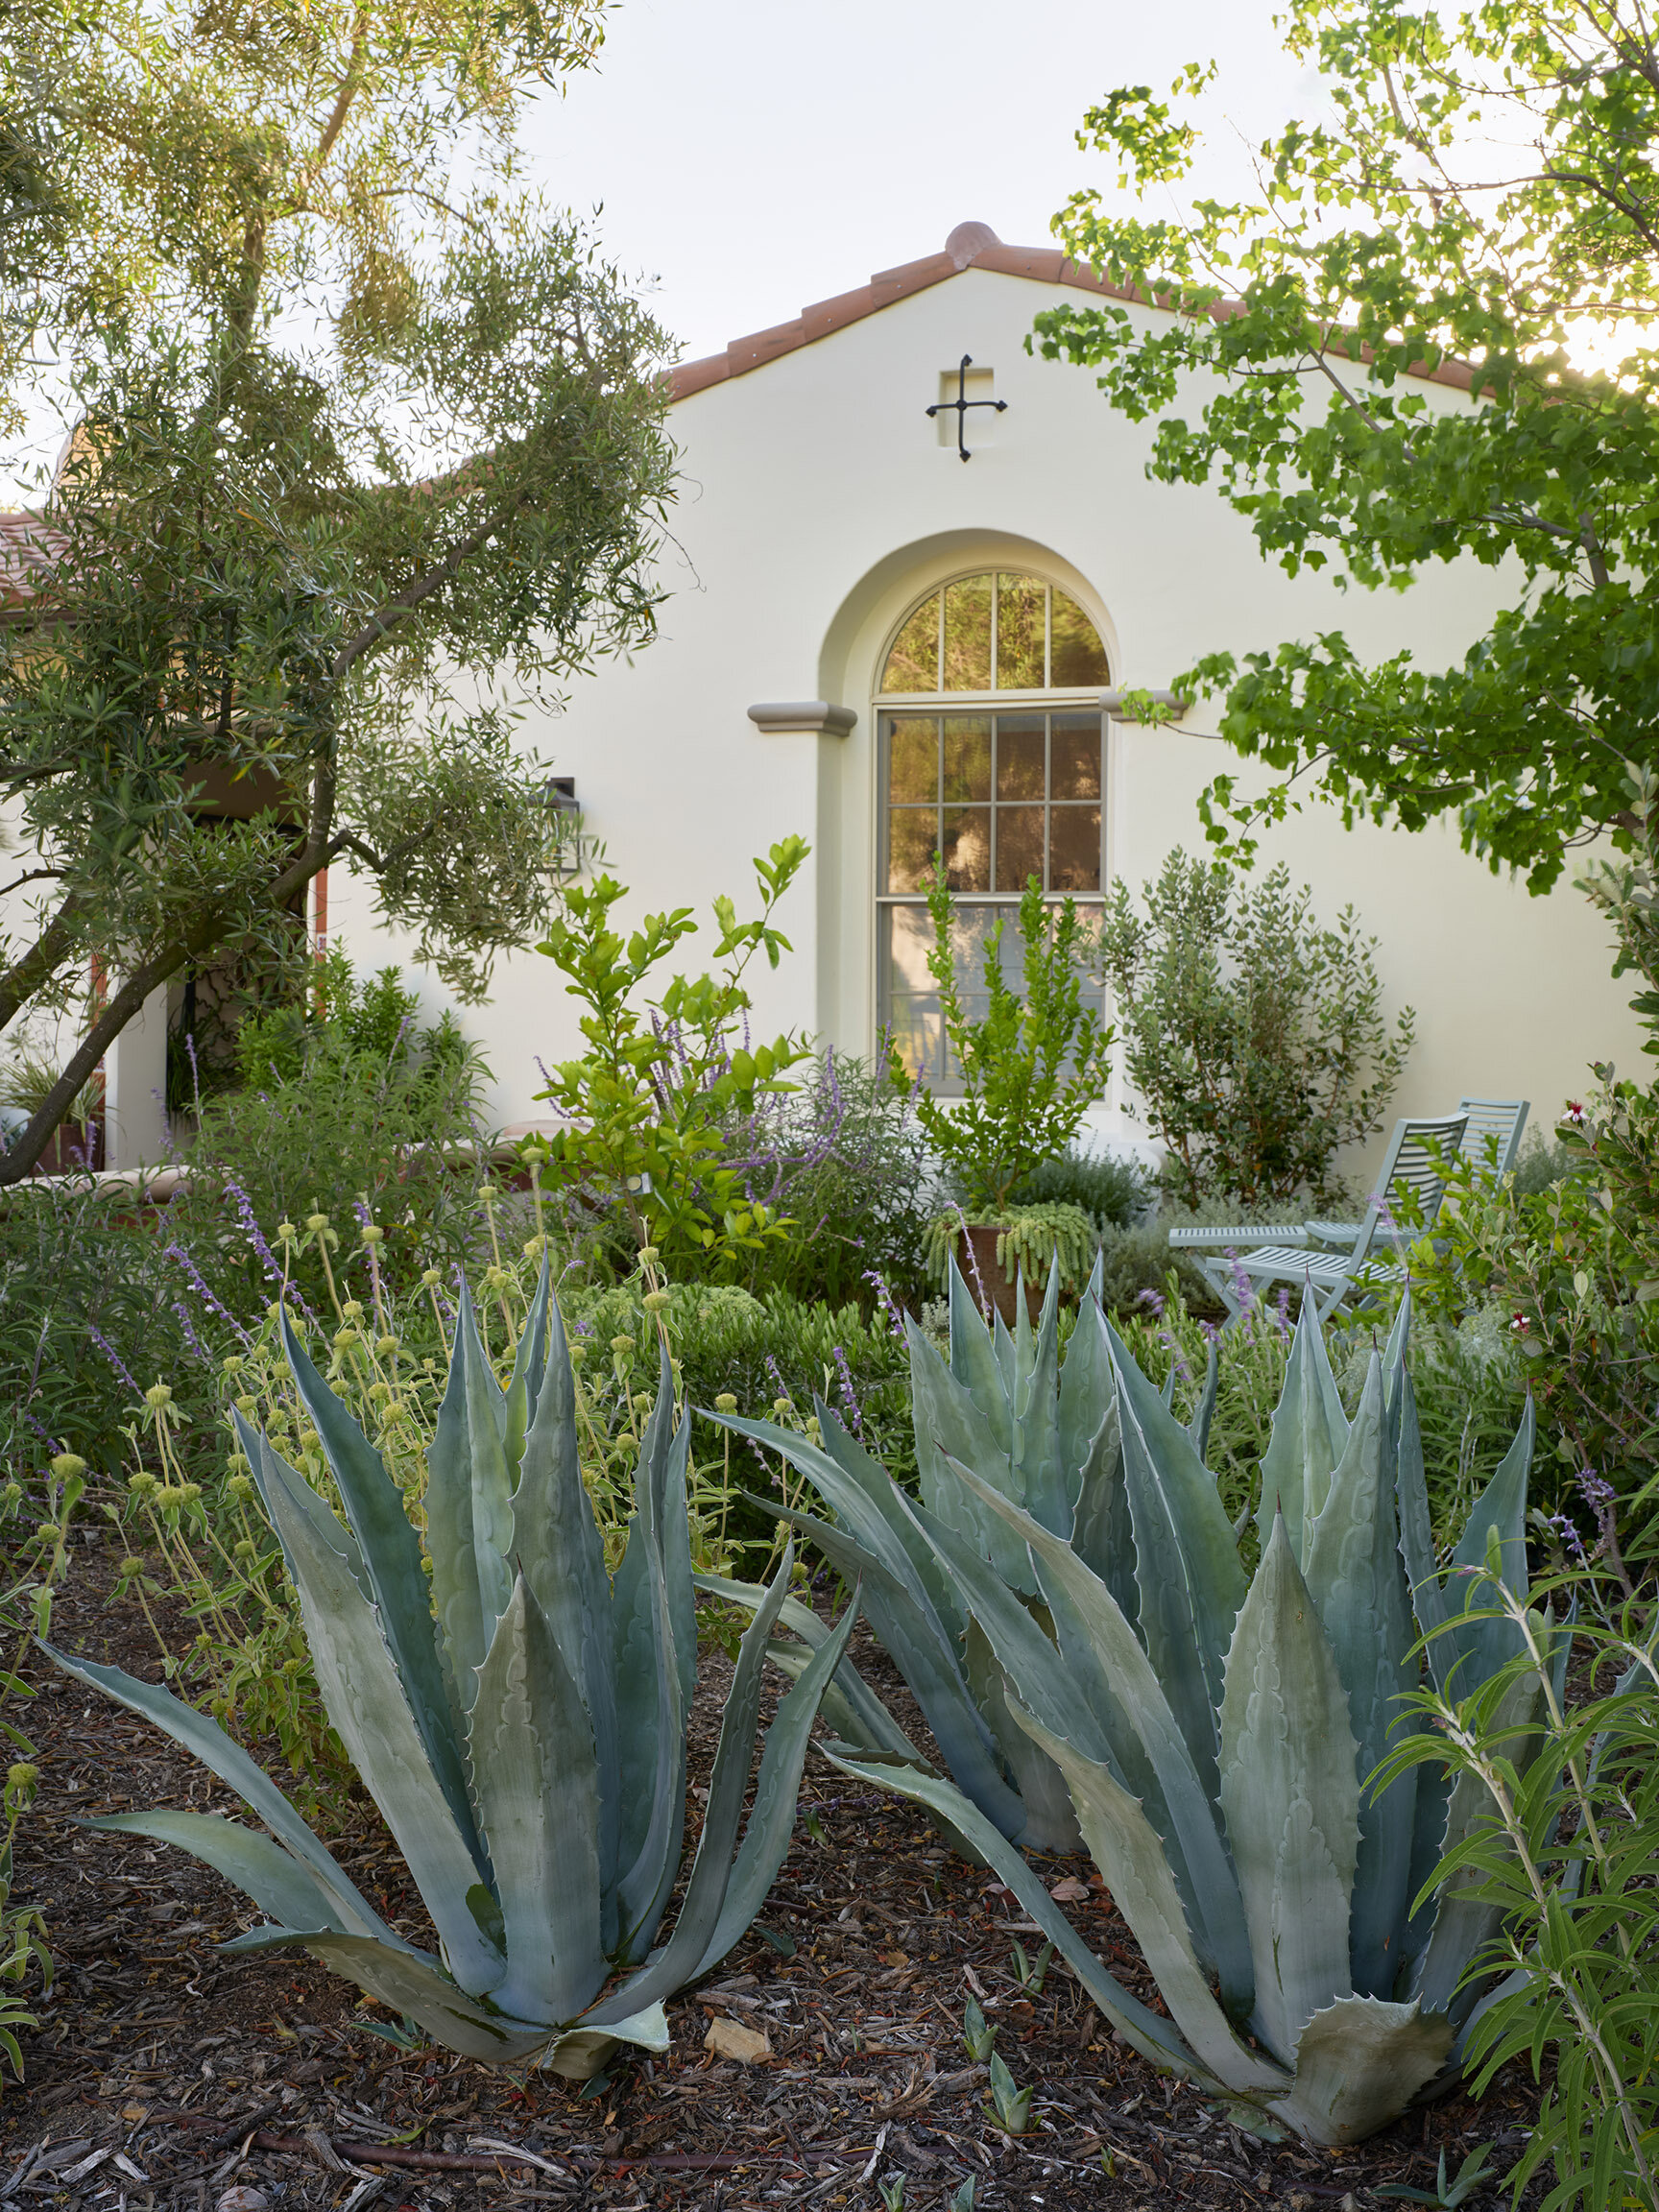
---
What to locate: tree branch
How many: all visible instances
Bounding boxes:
[0,925,211,1185]
[0,897,84,1040]
[330,479,539,683]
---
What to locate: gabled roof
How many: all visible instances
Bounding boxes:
[667,218,1476,402]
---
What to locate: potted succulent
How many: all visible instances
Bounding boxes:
[894,866,1114,1322]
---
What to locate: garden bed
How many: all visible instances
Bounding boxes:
[0,1540,1544,2210]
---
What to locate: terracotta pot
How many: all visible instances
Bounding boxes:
[954,1222,1041,1328]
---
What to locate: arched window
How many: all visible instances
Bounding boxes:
[877,571,1111,1093]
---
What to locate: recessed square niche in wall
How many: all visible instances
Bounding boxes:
[935,363,997,447]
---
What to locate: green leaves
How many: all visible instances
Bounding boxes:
[533,847,813,1268]
[1037,2,1659,895]
[894,867,1116,1214]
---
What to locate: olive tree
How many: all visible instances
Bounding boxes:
[0,0,674,1179]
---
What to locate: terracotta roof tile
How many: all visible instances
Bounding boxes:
[664,223,1478,403]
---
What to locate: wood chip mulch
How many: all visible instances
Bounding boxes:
[0,1532,1551,2210]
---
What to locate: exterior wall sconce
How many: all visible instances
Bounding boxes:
[541,774,589,878]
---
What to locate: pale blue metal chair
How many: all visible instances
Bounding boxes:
[1202,1112,1470,1323]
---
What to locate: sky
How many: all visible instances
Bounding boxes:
[525,0,1318,369]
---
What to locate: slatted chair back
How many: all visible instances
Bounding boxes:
[1455,1096,1529,1177]
[1361,1112,1471,1258]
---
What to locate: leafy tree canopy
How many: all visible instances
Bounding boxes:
[0,0,674,1180]
[1034,0,1659,915]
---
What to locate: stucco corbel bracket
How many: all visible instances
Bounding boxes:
[747,701,857,738]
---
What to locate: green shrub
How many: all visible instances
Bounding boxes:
[533,843,814,1274]
[164,963,493,1323]
[1098,851,1412,1209]
[563,1277,915,1505]
[680,1053,934,1311]
[0,1177,187,1476]
[1380,1581,1659,2212]
[894,868,1115,1214]
[1005,1146,1150,1228]
[1410,1082,1659,1564]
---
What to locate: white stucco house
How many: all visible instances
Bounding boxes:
[100,219,1644,1178]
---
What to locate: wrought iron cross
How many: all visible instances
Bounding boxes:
[926,354,1006,462]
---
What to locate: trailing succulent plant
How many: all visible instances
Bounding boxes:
[711,1261,1566,2145]
[49,1263,852,2076]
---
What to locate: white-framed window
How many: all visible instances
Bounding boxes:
[876,569,1112,1093]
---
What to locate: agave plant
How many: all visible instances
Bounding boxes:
[700,1260,1214,1854]
[48,1264,852,2076]
[714,1264,1567,2144]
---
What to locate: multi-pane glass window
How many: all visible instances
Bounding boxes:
[879,570,1109,695]
[878,572,1112,1092]
[881,710,1110,1088]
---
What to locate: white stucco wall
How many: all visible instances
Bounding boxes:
[305,256,1647,1187]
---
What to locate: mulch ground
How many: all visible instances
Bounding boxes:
[0,1531,1549,2211]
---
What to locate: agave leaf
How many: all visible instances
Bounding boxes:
[603,1540,801,2008]
[1010,1265,1069,1536]
[1160,1365,1177,1409]
[501,1250,553,1477]
[992,1301,1018,1400]
[693,1572,923,1765]
[1219,1516,1359,2062]
[251,1438,503,1993]
[469,1575,605,2026]
[961,1619,1082,1854]
[1007,1704,1289,2099]
[918,1471,1251,2004]
[819,1743,1205,2082]
[1439,1402,1535,1693]
[43,1645,394,1944]
[1275,1995,1454,2148]
[1188,1338,1220,1461]
[513,1296,620,1946]
[757,1637,909,1764]
[542,2003,669,2081]
[600,1561,859,2015]
[1065,1358,1136,1626]
[612,1369,696,1961]
[86,1810,353,1937]
[1105,1321,1246,1797]
[426,1285,516,1710]
[1257,1299,1349,1564]
[914,1502,1112,1763]
[753,1495,1024,1838]
[1381,1289,1412,1413]
[947,1253,1013,1454]
[1398,1756,1453,1986]
[684,1586,857,1977]
[268,1323,481,1864]
[1057,1298,1122,1534]
[1301,1358,1421,1999]
[812,1403,965,1639]
[906,1318,1032,1595]
[286,1932,550,2062]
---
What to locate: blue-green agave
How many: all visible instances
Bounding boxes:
[713,1262,1566,2144]
[49,1265,852,2077]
